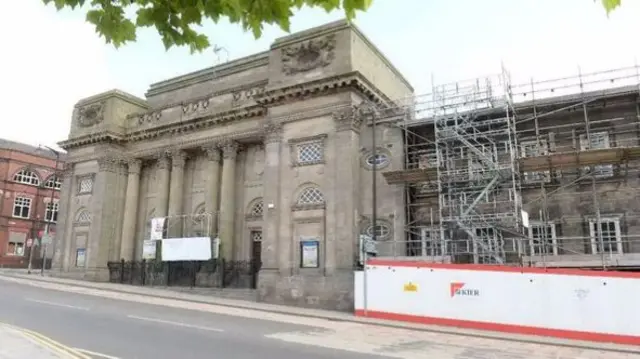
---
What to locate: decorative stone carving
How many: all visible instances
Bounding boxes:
[97,157,120,173]
[155,151,171,170]
[61,163,74,179]
[332,106,362,132]
[232,86,266,108]
[170,150,188,168]
[137,111,162,125]
[263,121,283,144]
[76,102,105,127]
[202,145,221,162]
[220,140,240,160]
[127,159,142,174]
[182,98,210,114]
[281,35,336,75]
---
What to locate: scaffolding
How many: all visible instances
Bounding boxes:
[383,63,640,268]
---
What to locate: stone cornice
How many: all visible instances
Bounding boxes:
[58,131,125,150]
[254,72,393,108]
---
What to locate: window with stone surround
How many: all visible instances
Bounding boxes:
[288,134,327,167]
[579,132,614,178]
[589,217,622,255]
[44,175,62,190]
[528,222,557,256]
[362,147,392,171]
[295,186,325,210]
[45,202,59,222]
[77,175,94,194]
[75,209,92,224]
[13,169,40,186]
[364,223,391,240]
[13,196,31,219]
[520,140,550,183]
[246,199,264,220]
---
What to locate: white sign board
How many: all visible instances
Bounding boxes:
[150,217,165,241]
[142,240,157,260]
[161,237,212,261]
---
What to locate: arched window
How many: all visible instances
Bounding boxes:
[75,209,91,224]
[296,187,325,206]
[44,175,62,190]
[250,199,264,217]
[13,169,40,186]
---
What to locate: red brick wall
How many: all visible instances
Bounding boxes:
[0,147,64,268]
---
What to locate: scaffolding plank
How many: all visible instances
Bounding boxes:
[518,146,640,172]
[383,168,438,184]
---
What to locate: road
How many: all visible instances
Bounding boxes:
[0,279,389,359]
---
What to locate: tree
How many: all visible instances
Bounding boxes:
[42,0,372,53]
[600,0,622,13]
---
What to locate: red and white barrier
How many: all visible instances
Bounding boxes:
[354,259,640,346]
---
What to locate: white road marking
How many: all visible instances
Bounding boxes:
[25,298,90,311]
[74,348,121,359]
[127,315,224,332]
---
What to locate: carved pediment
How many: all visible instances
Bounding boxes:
[281,35,336,75]
[76,102,105,127]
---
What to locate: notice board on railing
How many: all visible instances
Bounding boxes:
[161,237,212,261]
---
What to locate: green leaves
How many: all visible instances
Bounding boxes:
[600,0,622,14]
[41,0,373,53]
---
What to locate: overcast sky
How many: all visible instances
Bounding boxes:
[1,0,639,149]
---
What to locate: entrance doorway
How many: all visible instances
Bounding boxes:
[250,231,262,289]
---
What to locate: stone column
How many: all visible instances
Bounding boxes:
[202,145,221,235]
[155,152,171,218]
[119,159,141,261]
[219,141,239,260]
[331,105,366,271]
[167,150,187,238]
[262,122,282,271]
[54,163,74,272]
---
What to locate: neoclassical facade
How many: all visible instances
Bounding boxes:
[53,20,412,310]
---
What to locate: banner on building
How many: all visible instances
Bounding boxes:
[150,217,166,241]
[161,237,212,261]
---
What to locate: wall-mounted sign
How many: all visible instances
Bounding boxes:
[76,248,86,267]
[150,217,166,241]
[300,239,319,268]
[142,240,157,260]
[403,282,418,292]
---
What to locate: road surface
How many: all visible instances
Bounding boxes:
[0,279,388,359]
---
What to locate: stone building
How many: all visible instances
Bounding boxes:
[54,20,412,310]
[0,139,65,268]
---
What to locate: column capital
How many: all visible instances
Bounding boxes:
[333,105,361,133]
[170,150,188,168]
[202,145,221,162]
[220,140,240,160]
[127,159,142,175]
[97,157,120,173]
[263,121,283,144]
[155,151,171,170]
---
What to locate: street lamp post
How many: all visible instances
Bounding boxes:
[38,146,60,276]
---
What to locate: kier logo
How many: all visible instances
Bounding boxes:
[450,282,480,297]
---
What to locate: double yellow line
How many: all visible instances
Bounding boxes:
[3,323,91,359]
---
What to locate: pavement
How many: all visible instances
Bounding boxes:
[0,271,638,359]
[0,322,83,359]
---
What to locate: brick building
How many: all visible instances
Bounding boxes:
[0,139,66,268]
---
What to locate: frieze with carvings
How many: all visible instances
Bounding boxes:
[182,98,210,115]
[76,102,105,127]
[136,111,162,125]
[281,34,336,75]
[232,86,265,108]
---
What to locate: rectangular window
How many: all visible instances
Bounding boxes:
[296,142,323,165]
[520,140,550,182]
[78,177,94,194]
[12,197,31,219]
[528,222,557,256]
[45,202,59,222]
[7,232,26,256]
[473,227,503,264]
[589,218,622,255]
[580,132,613,178]
[418,227,443,257]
